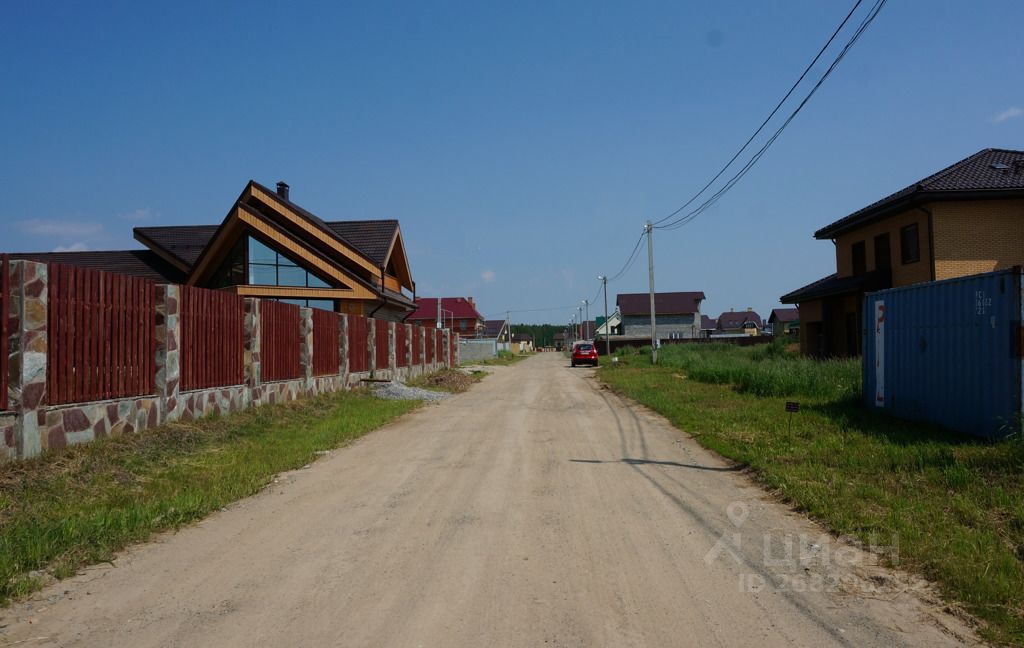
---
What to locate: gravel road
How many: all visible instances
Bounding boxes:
[0,353,979,647]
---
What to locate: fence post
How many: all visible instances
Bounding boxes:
[443,330,450,368]
[339,314,349,382]
[244,298,261,403]
[299,307,314,394]
[420,326,427,371]
[8,261,48,460]
[405,323,412,372]
[155,284,181,424]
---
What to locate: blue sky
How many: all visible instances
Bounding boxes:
[2,1,1022,324]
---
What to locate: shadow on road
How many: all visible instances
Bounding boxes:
[569,458,740,472]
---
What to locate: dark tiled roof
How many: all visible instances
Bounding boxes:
[768,308,800,323]
[700,315,717,330]
[324,221,397,267]
[511,333,533,343]
[616,291,705,316]
[484,319,507,336]
[136,220,398,270]
[135,225,219,267]
[816,148,1024,238]
[8,250,187,283]
[780,270,891,304]
[408,297,484,322]
[717,311,763,329]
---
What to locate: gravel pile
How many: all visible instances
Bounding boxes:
[372,381,449,402]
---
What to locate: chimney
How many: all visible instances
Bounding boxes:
[276,181,290,200]
[468,296,474,307]
[747,307,752,312]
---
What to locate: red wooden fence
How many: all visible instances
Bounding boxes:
[0,255,7,410]
[180,286,244,391]
[411,325,421,365]
[47,263,156,405]
[312,308,340,376]
[260,300,301,382]
[374,319,389,370]
[425,326,434,363]
[435,329,443,365]
[450,333,457,366]
[395,324,408,368]
[348,315,369,373]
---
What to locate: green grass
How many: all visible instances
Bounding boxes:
[601,342,1024,645]
[0,390,418,604]
[474,350,530,366]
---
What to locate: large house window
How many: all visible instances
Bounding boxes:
[278,298,335,311]
[851,241,866,276]
[900,223,920,264]
[248,237,331,288]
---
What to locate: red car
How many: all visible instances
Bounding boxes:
[571,342,599,367]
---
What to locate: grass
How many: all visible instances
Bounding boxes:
[0,390,418,604]
[600,341,1024,645]
[473,350,531,366]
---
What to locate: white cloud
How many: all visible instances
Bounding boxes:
[16,219,104,238]
[119,208,154,222]
[481,270,496,283]
[53,242,89,252]
[993,106,1024,123]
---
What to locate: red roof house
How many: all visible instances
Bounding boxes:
[408,297,485,336]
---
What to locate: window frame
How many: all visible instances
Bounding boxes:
[851,240,867,276]
[900,223,921,265]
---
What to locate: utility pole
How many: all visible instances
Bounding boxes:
[577,306,583,339]
[646,221,657,364]
[506,310,511,347]
[597,275,609,357]
[581,299,590,339]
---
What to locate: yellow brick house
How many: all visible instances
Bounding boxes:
[781,148,1024,357]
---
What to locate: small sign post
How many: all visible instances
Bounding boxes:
[785,401,800,434]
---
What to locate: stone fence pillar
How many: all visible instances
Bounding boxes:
[155,284,181,423]
[244,298,261,398]
[8,261,47,460]
[339,314,349,378]
[299,307,314,393]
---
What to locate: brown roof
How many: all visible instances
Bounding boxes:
[484,319,507,337]
[816,148,1024,239]
[616,291,705,316]
[780,270,890,304]
[717,310,763,330]
[700,315,717,330]
[8,250,187,283]
[134,225,219,267]
[768,308,799,323]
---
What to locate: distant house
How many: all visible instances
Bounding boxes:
[9,180,417,319]
[768,308,800,337]
[553,332,566,351]
[407,297,485,336]
[595,310,622,338]
[716,309,763,336]
[781,148,1024,356]
[615,291,705,341]
[510,333,534,354]
[483,319,510,342]
[699,315,717,339]
[579,320,597,340]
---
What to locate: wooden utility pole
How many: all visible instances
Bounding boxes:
[646,221,657,364]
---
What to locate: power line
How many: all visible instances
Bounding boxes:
[606,232,645,284]
[655,0,886,232]
[650,0,865,227]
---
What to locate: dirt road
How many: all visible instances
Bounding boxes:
[1,353,979,647]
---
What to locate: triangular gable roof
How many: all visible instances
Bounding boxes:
[768,308,799,324]
[135,180,414,300]
[717,311,763,329]
[616,291,705,316]
[815,148,1024,239]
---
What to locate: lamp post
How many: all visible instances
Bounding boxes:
[597,275,609,357]
[581,299,590,339]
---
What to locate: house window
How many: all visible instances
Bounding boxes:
[900,223,920,264]
[278,298,336,311]
[248,237,332,288]
[851,241,866,276]
[874,233,891,270]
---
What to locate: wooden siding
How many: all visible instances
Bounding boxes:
[180,286,245,391]
[348,315,370,373]
[47,263,156,405]
[260,300,301,382]
[312,308,340,376]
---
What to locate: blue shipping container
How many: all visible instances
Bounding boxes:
[862,268,1022,440]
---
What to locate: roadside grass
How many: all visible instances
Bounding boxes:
[600,342,1024,645]
[474,350,530,366]
[407,368,485,393]
[0,390,418,605]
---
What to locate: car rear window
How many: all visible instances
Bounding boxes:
[578,344,594,351]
